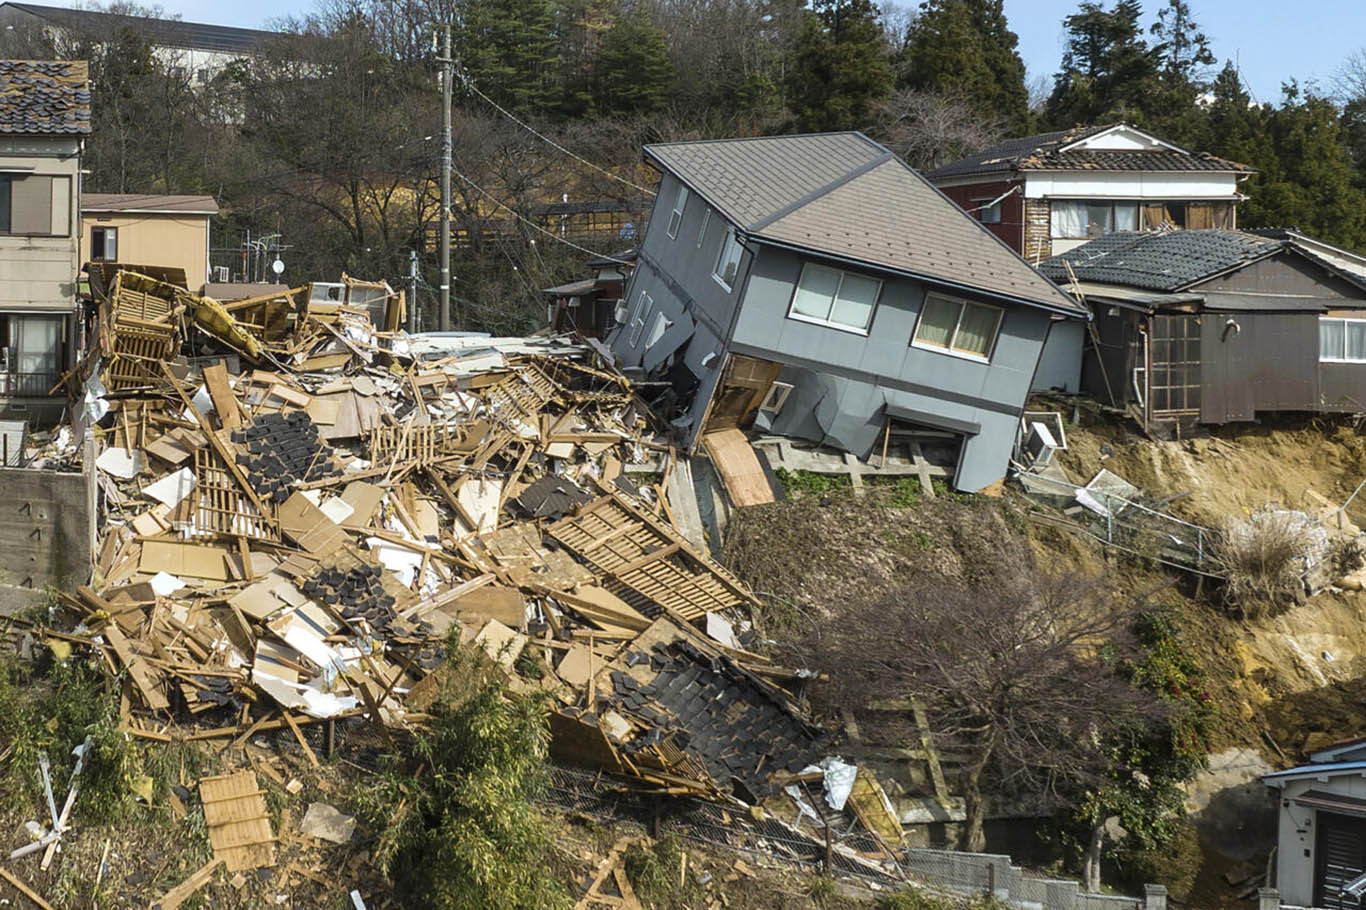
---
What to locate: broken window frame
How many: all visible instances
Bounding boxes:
[911,292,1003,362]
[627,291,654,346]
[644,312,673,349]
[757,380,793,417]
[714,229,743,292]
[667,184,689,239]
[976,198,1002,224]
[91,225,119,261]
[1320,316,1366,363]
[696,208,710,248]
[786,261,881,335]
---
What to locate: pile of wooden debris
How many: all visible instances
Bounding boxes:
[20,269,904,902]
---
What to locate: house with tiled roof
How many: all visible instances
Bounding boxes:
[0,58,88,422]
[1038,228,1366,429]
[926,124,1255,264]
[608,131,1087,493]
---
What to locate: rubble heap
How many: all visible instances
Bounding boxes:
[32,269,904,860]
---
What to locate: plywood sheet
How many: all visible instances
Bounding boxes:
[703,428,774,507]
[199,770,276,871]
[139,540,232,581]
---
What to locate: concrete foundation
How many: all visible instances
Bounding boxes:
[0,464,94,611]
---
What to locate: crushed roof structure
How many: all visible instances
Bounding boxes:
[0,2,276,54]
[644,132,1085,316]
[82,193,220,215]
[926,123,1255,181]
[0,59,89,135]
[1040,229,1366,297]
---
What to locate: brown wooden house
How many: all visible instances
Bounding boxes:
[1039,229,1366,428]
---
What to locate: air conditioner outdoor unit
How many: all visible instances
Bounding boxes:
[214,266,230,282]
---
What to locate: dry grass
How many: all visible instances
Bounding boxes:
[1213,510,1323,615]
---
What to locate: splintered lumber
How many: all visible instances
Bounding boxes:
[703,428,775,506]
[202,361,242,431]
[0,864,54,910]
[102,623,169,711]
[198,771,276,872]
[154,858,223,910]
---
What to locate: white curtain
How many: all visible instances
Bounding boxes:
[1322,319,1346,360]
[1114,204,1139,232]
[16,316,60,375]
[792,264,840,320]
[830,273,880,330]
[1348,322,1366,361]
[1051,201,1088,239]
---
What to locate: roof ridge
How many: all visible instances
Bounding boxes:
[746,150,894,233]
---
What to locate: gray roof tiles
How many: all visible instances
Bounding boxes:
[3,2,275,54]
[1039,230,1284,292]
[82,193,219,214]
[927,123,1253,181]
[645,132,1084,315]
[0,59,89,134]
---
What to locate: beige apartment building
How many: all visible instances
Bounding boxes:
[0,60,88,423]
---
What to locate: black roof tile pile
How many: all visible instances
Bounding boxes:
[232,411,341,502]
[611,638,828,802]
[0,60,91,135]
[511,474,593,520]
[1039,229,1284,292]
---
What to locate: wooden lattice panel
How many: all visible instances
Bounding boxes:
[546,491,757,621]
[199,770,276,872]
[193,449,280,540]
[484,363,560,425]
[367,422,484,466]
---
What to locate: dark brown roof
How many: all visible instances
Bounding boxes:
[927,123,1253,181]
[0,59,90,135]
[1,3,275,55]
[82,193,219,215]
[645,132,1084,316]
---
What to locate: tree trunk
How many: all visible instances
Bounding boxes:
[1083,818,1105,892]
[958,756,989,853]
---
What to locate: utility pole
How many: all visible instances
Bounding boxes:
[407,249,419,333]
[436,23,453,332]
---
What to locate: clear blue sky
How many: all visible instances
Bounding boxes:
[153,0,1366,107]
[1005,0,1366,105]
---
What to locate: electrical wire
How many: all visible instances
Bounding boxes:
[461,76,658,197]
[449,164,637,264]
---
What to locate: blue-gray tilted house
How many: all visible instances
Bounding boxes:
[607,132,1086,492]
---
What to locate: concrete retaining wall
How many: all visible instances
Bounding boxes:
[0,464,93,612]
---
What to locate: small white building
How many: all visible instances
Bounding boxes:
[1264,739,1366,909]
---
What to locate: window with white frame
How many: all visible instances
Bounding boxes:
[627,291,653,346]
[667,184,688,239]
[91,226,118,260]
[758,381,793,417]
[1320,317,1366,362]
[912,293,1003,360]
[645,312,672,349]
[714,229,743,291]
[787,262,881,333]
[1050,200,1139,239]
[697,209,710,248]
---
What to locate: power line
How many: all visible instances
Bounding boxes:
[462,76,658,197]
[449,164,637,265]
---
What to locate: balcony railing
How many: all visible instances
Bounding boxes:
[0,371,62,397]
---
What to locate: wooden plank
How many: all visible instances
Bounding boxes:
[154,857,223,910]
[199,770,276,872]
[703,428,774,506]
[202,362,241,431]
[0,864,54,910]
[102,624,169,711]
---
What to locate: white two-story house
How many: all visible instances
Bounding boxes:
[0,59,87,423]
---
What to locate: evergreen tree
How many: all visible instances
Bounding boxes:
[1043,0,1159,128]
[1149,0,1214,83]
[787,0,893,132]
[458,0,561,114]
[899,0,1030,133]
[593,16,676,118]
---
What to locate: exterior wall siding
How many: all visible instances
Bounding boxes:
[935,179,1022,253]
[0,137,81,312]
[80,212,212,291]
[731,244,1053,491]
[1274,777,1366,907]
